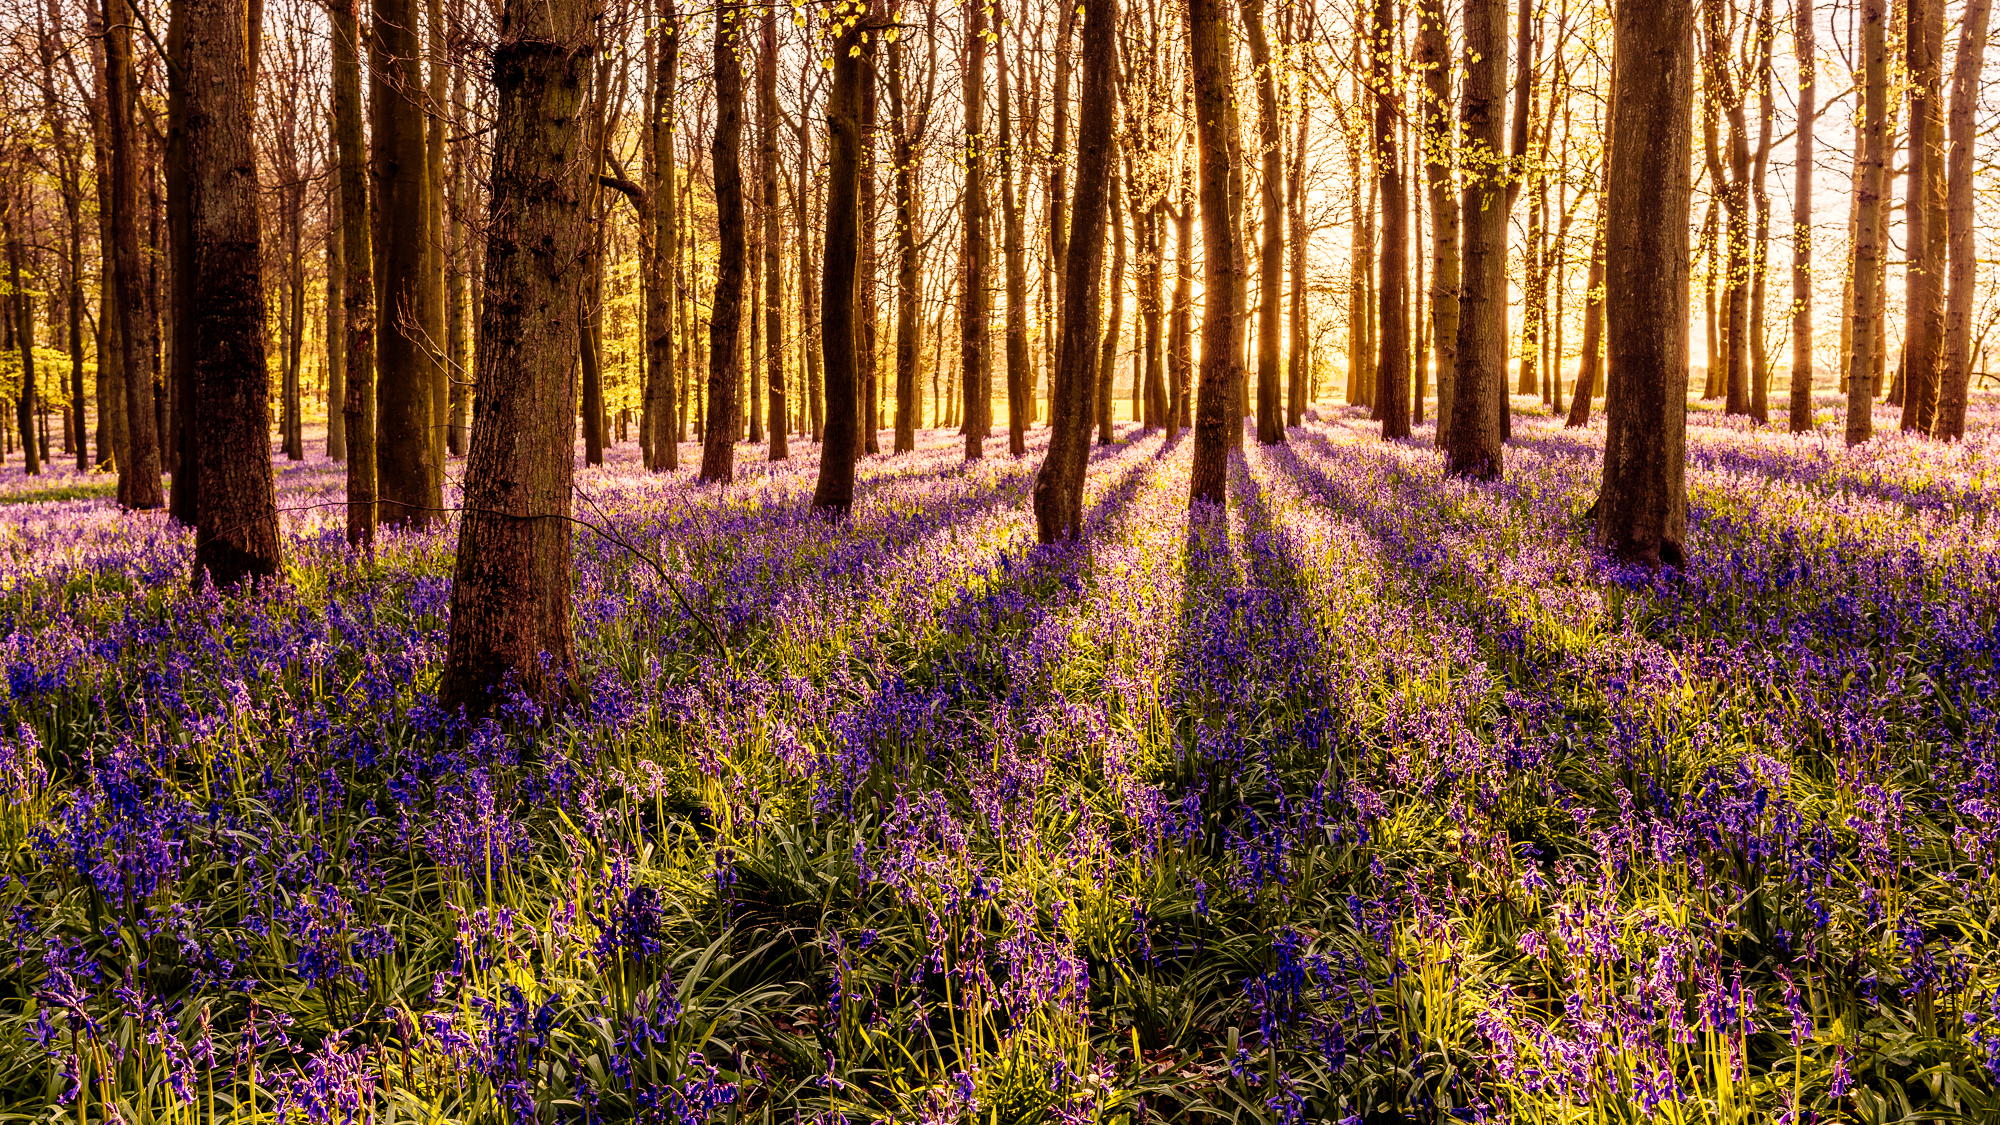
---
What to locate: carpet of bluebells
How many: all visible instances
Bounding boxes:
[1,393,1999,1125]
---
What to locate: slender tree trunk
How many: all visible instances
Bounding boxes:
[1899,0,1944,432]
[812,11,867,513]
[644,0,679,468]
[1032,0,1114,540]
[447,23,472,458]
[860,16,881,457]
[284,188,306,461]
[441,0,596,714]
[962,0,990,460]
[1786,0,1814,432]
[700,11,745,482]
[1747,0,1773,424]
[1097,170,1126,445]
[334,0,376,546]
[1186,0,1238,505]
[1243,0,1286,444]
[885,10,926,454]
[105,0,163,508]
[326,175,348,460]
[1597,0,1693,567]
[373,0,439,527]
[5,213,38,476]
[1566,223,1605,426]
[1373,0,1410,439]
[1418,0,1458,447]
[1169,169,1193,437]
[1847,0,1886,446]
[186,0,281,586]
[1446,0,1505,479]
[1934,0,1990,439]
[425,0,448,467]
[999,12,1029,456]
[761,0,787,461]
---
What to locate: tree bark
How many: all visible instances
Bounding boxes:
[326,175,348,460]
[999,8,1029,456]
[373,0,440,527]
[812,8,868,513]
[1372,0,1410,439]
[1596,0,1693,567]
[1032,0,1114,540]
[1565,223,1604,426]
[105,0,164,509]
[440,0,597,715]
[1168,161,1193,437]
[186,0,282,587]
[334,0,376,546]
[762,0,787,461]
[1747,0,1773,424]
[961,0,990,460]
[1243,0,1286,444]
[1846,0,1886,446]
[646,0,679,468]
[1097,170,1126,445]
[4,211,38,477]
[700,8,746,482]
[1446,0,1505,480]
[1898,0,1944,432]
[1933,0,1990,439]
[884,1,932,454]
[1786,0,1814,432]
[1186,0,1238,506]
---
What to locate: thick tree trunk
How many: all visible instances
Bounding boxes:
[1373,0,1410,439]
[1846,0,1886,446]
[961,0,990,460]
[105,0,164,509]
[165,0,195,518]
[440,0,596,715]
[186,0,281,587]
[1446,0,1505,480]
[373,0,440,527]
[1596,0,1693,567]
[334,0,376,547]
[1787,0,1815,432]
[1186,0,1238,506]
[885,10,928,454]
[425,0,449,467]
[700,11,745,483]
[1898,0,1944,432]
[646,0,679,469]
[1933,0,1990,439]
[812,11,867,513]
[1032,0,1114,540]
[1565,224,1605,427]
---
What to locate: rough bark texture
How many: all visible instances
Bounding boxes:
[961,0,990,460]
[373,0,441,528]
[186,0,281,588]
[1031,0,1113,541]
[812,9,867,514]
[1168,169,1193,438]
[104,0,164,509]
[646,0,679,469]
[1786,0,1814,432]
[333,0,376,547]
[1186,0,1238,506]
[165,0,193,517]
[761,1,787,461]
[1933,0,1990,439]
[885,6,930,454]
[1417,0,1458,447]
[1565,224,1604,427]
[700,10,745,483]
[1097,172,1125,445]
[325,176,347,460]
[440,0,597,716]
[5,215,37,476]
[1372,0,1409,439]
[1597,0,1693,568]
[1446,0,1505,480]
[1846,0,1886,446]
[999,13,1029,456]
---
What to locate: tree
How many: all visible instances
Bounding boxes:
[1371,0,1410,439]
[440,0,599,715]
[1933,0,1991,439]
[187,0,282,588]
[1596,0,1693,567]
[1845,0,1886,447]
[700,5,746,483]
[645,0,680,469]
[961,0,991,461]
[998,2,1029,456]
[1416,0,1458,447]
[884,0,936,454]
[373,0,442,527]
[811,3,869,514]
[1565,223,1605,427]
[1031,0,1115,540]
[5,200,39,477]
[104,0,164,509]
[1446,0,1505,480]
[1243,0,1285,444]
[762,0,788,461]
[1185,0,1239,506]
[1898,0,1944,432]
[1786,0,1813,432]
[333,0,376,547]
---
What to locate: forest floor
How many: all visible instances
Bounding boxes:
[0,393,1996,1124]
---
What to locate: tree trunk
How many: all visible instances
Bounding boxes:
[447,20,472,459]
[334,0,376,547]
[1446,0,1506,480]
[961,0,990,461]
[1243,0,1286,444]
[1169,168,1193,437]
[440,0,596,715]
[105,0,164,509]
[1786,0,1814,432]
[1565,224,1605,426]
[1933,0,1990,439]
[700,10,745,483]
[1097,171,1126,445]
[5,212,38,476]
[1373,0,1410,439]
[1032,0,1114,540]
[373,0,439,527]
[646,0,679,469]
[859,16,881,458]
[1747,0,1773,424]
[812,11,867,513]
[1846,0,1886,446]
[762,0,787,461]
[326,175,348,460]
[885,5,929,454]
[1898,0,1944,432]
[1596,0,1693,567]
[999,11,1029,456]
[1418,0,1458,447]
[186,0,281,587]
[1186,0,1238,503]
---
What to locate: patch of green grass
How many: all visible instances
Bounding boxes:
[0,477,118,505]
